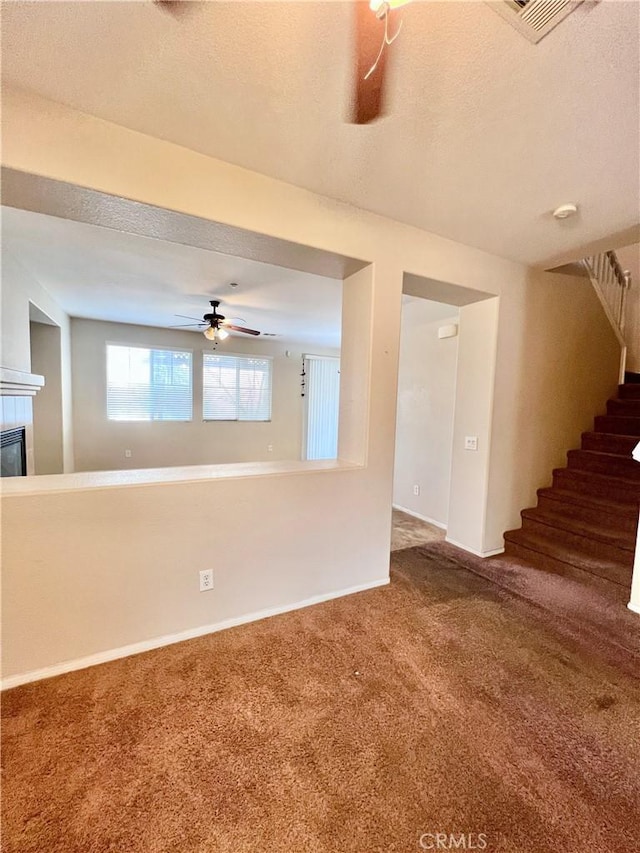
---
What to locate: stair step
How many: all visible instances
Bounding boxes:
[607,398,640,417]
[618,383,640,399]
[581,432,639,456]
[537,487,639,534]
[518,513,635,564]
[552,467,640,502]
[503,529,633,587]
[521,507,635,554]
[624,371,640,385]
[567,449,640,479]
[593,415,640,436]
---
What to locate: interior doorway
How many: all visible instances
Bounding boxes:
[393,297,459,535]
[391,273,500,557]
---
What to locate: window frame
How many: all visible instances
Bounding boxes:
[105,341,194,423]
[202,350,273,423]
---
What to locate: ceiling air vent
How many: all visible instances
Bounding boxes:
[487,0,585,43]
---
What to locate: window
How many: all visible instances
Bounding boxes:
[203,353,272,421]
[106,344,192,421]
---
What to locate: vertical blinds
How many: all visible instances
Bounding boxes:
[203,353,272,421]
[305,356,340,460]
[106,344,193,421]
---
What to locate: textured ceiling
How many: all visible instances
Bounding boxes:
[2,207,343,348]
[1,1,639,266]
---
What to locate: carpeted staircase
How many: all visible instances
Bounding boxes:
[504,378,640,591]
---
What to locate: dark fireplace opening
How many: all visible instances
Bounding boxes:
[1,427,27,477]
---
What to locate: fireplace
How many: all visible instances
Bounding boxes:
[1,427,27,477]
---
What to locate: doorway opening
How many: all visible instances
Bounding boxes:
[3,169,371,481]
[391,273,499,557]
[391,297,458,551]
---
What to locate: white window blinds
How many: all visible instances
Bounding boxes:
[106,344,193,421]
[203,353,272,421]
[304,355,340,460]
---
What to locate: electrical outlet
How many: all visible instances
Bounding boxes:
[199,569,213,592]
[124,449,132,458]
[413,484,420,496]
[464,436,479,451]
[267,444,273,452]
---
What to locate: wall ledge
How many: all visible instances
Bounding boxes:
[0,365,45,397]
[0,458,362,498]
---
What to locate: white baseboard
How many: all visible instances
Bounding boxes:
[627,601,640,615]
[392,504,447,530]
[445,536,505,559]
[1,577,389,691]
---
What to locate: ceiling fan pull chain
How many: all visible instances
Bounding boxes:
[365,6,403,81]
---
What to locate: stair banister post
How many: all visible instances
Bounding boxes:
[629,441,640,616]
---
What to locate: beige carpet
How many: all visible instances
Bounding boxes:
[2,545,639,853]
[390,508,445,550]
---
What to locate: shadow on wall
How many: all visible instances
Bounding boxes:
[490,268,621,538]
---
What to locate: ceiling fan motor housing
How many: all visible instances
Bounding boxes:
[204,301,224,326]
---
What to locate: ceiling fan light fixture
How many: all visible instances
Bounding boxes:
[203,326,217,341]
[217,327,230,341]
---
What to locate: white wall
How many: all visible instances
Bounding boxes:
[630,509,640,615]
[1,249,74,472]
[0,89,623,682]
[30,320,64,474]
[447,298,500,554]
[393,298,459,526]
[484,272,621,551]
[625,295,640,374]
[616,243,640,374]
[71,318,337,471]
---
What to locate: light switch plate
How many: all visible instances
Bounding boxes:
[464,436,478,451]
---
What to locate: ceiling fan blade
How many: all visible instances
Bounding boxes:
[351,1,388,124]
[175,314,206,322]
[169,323,206,328]
[226,325,261,336]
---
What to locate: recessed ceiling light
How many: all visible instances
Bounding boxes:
[553,203,578,220]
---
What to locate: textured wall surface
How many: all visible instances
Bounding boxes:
[0,91,625,680]
[1,2,638,265]
[393,298,459,526]
[71,318,338,472]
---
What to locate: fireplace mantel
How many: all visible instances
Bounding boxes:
[0,366,45,397]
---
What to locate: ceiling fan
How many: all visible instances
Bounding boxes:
[153,0,411,124]
[171,300,261,342]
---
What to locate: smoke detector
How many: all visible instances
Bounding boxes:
[487,0,585,44]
